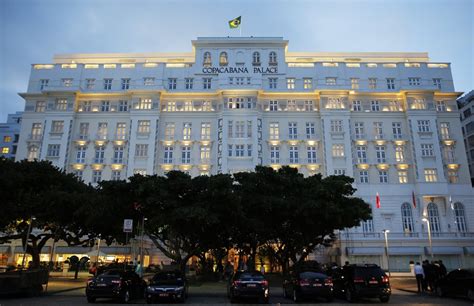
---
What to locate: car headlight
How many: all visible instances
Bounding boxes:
[175,286,184,292]
[147,286,155,291]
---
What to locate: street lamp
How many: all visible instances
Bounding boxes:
[382,229,391,277]
[21,216,36,269]
[422,218,434,259]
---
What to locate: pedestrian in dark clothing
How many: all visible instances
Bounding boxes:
[425,261,436,292]
[422,260,429,292]
[438,260,447,277]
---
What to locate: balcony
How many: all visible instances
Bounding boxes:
[27,134,43,142]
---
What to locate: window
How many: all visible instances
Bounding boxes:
[369,78,377,89]
[332,144,344,157]
[219,52,228,66]
[356,146,367,163]
[269,51,277,65]
[354,122,365,139]
[203,78,212,89]
[35,101,46,112]
[408,77,421,86]
[40,79,49,90]
[228,144,233,157]
[448,170,458,183]
[304,100,314,111]
[164,146,173,163]
[118,100,128,112]
[375,145,386,163]
[269,122,279,140]
[412,98,426,110]
[401,203,415,233]
[181,146,191,163]
[424,169,438,182]
[103,78,113,90]
[85,79,95,89]
[398,171,408,184]
[97,122,108,139]
[395,146,405,162]
[164,123,175,140]
[247,120,252,137]
[325,77,336,86]
[453,203,467,233]
[27,146,39,160]
[228,120,233,138]
[439,122,450,139]
[305,122,315,139]
[371,100,380,111]
[144,77,155,86]
[200,122,211,140]
[183,123,192,140]
[200,146,210,163]
[113,146,124,163]
[92,171,102,183]
[327,97,344,109]
[101,100,110,112]
[228,97,245,109]
[203,51,211,66]
[269,78,277,89]
[306,146,317,163]
[427,203,441,233]
[185,78,194,89]
[289,146,299,163]
[330,120,343,133]
[436,101,447,112]
[115,123,127,140]
[168,78,177,90]
[303,78,312,89]
[51,121,64,134]
[417,120,431,132]
[55,99,68,111]
[373,122,383,139]
[287,100,297,111]
[351,78,359,89]
[334,169,346,175]
[392,122,402,139]
[73,147,86,163]
[47,144,60,157]
[379,170,388,183]
[111,171,121,181]
[80,101,91,112]
[137,120,150,134]
[433,78,442,89]
[252,52,260,65]
[79,123,89,139]
[288,122,298,139]
[235,145,244,157]
[359,171,369,183]
[386,78,395,90]
[121,78,130,90]
[138,98,152,110]
[3,136,11,143]
[62,78,73,87]
[269,100,278,111]
[165,101,176,112]
[31,123,42,140]
[2,147,9,154]
[352,100,361,111]
[287,78,295,89]
[421,144,434,157]
[235,121,245,138]
[202,100,212,111]
[270,146,280,163]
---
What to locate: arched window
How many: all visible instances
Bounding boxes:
[219,52,228,66]
[454,202,467,233]
[401,203,414,234]
[427,202,441,234]
[27,146,39,161]
[203,52,211,66]
[253,52,260,65]
[269,51,277,65]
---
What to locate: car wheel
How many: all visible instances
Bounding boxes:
[345,288,354,303]
[326,296,334,302]
[293,289,300,303]
[379,295,390,303]
[436,286,445,297]
[468,289,474,301]
[87,296,96,303]
[121,289,130,303]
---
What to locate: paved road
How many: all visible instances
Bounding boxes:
[0,285,472,305]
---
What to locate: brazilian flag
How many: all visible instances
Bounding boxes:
[228,16,241,29]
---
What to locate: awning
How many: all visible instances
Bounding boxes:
[388,247,423,255]
[101,247,131,255]
[55,246,90,254]
[425,246,463,255]
[346,247,384,256]
[14,246,51,254]
[464,247,474,255]
[0,246,11,253]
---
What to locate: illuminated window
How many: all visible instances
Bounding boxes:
[303,78,313,89]
[398,171,408,184]
[269,51,277,65]
[79,123,89,139]
[448,170,458,184]
[332,144,344,157]
[55,99,68,111]
[137,120,151,134]
[287,100,297,111]
[35,101,46,112]
[287,78,295,89]
[97,122,108,140]
[203,52,212,66]
[200,146,210,162]
[395,146,405,162]
[351,78,359,89]
[219,52,228,66]
[121,63,135,69]
[121,78,130,90]
[269,122,279,140]
[62,78,73,87]
[373,122,383,139]
[200,122,211,140]
[412,98,426,110]
[85,64,99,69]
[61,63,77,69]
[103,78,113,90]
[369,78,377,89]
[104,64,116,69]
[51,121,64,134]
[405,63,420,68]
[367,63,377,68]
[1,147,9,154]
[138,98,152,110]
[31,123,42,140]
[424,169,438,182]
[165,101,176,111]
[3,136,11,143]
[183,123,192,140]
[327,97,344,109]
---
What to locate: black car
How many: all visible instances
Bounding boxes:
[330,264,391,303]
[85,269,146,303]
[227,271,269,303]
[145,271,188,303]
[283,270,334,302]
[436,269,474,301]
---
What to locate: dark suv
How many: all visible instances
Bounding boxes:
[227,271,269,303]
[330,264,391,303]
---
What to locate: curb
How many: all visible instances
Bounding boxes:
[46,286,86,295]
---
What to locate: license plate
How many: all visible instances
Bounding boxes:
[159,293,169,297]
[369,280,378,284]
[247,284,257,287]
[313,283,322,287]
[97,283,107,287]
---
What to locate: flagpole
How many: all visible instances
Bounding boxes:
[239,25,242,37]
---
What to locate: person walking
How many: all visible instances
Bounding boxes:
[438,260,447,277]
[414,262,424,293]
[135,260,143,277]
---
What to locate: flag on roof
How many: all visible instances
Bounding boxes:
[229,16,241,29]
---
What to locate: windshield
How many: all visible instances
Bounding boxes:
[151,272,184,285]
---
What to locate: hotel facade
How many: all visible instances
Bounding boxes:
[14,37,474,271]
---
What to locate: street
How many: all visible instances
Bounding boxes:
[0,282,472,305]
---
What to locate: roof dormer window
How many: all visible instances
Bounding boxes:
[252,52,261,66]
[203,52,212,66]
[219,52,228,66]
[269,51,277,66]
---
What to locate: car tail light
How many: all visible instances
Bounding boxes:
[299,279,310,286]
[353,276,364,283]
[233,280,242,286]
[87,278,94,286]
[260,280,269,287]
[382,276,390,283]
[111,279,122,286]
[324,277,333,287]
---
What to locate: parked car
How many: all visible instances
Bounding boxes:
[330,264,391,303]
[85,269,146,303]
[227,271,269,303]
[283,270,334,302]
[145,270,188,303]
[436,269,474,301]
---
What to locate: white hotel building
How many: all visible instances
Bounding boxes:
[15,37,474,271]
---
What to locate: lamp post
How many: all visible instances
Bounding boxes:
[21,216,35,269]
[139,216,147,277]
[95,234,102,274]
[422,218,434,259]
[382,229,391,277]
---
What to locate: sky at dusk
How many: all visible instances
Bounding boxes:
[0,0,472,121]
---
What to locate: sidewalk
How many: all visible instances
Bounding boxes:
[390,277,420,294]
